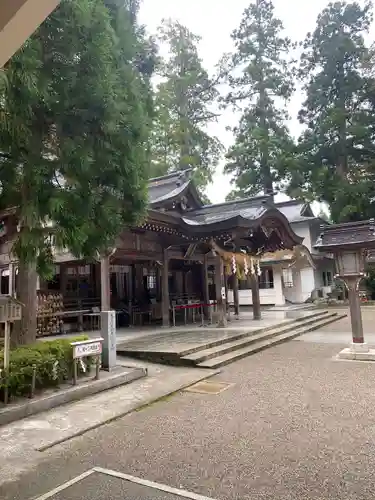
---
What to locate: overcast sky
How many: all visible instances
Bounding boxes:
[139,0,372,206]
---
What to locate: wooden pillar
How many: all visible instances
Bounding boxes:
[233,274,240,318]
[135,264,144,296]
[100,255,111,311]
[8,262,15,297]
[251,273,261,320]
[202,253,210,318]
[223,265,229,321]
[214,255,226,328]
[161,248,170,327]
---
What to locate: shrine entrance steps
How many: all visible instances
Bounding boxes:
[117,310,345,369]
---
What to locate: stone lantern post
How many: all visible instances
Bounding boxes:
[315,219,375,361]
[334,250,367,349]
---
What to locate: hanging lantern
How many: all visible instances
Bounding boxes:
[231,254,237,275]
[244,256,249,275]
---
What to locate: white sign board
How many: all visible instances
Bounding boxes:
[71,338,103,359]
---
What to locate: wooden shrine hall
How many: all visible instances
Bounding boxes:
[0,171,304,335]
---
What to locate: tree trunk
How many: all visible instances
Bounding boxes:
[12,261,38,346]
[259,79,273,198]
[177,44,190,172]
[337,70,348,180]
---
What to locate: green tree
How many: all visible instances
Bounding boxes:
[224,0,296,199]
[295,1,375,223]
[151,19,223,195]
[317,208,331,223]
[0,0,154,344]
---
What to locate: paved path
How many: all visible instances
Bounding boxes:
[3,310,375,500]
[0,359,217,488]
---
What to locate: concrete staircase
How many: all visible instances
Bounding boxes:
[118,310,346,368]
[180,310,346,369]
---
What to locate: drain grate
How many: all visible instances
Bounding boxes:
[183,380,233,394]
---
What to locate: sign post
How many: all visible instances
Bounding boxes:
[70,338,103,385]
[101,310,116,371]
[0,295,23,404]
[3,320,10,403]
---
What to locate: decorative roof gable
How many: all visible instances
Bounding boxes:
[275,200,315,223]
[148,170,202,212]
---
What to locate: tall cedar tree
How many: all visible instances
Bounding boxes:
[296,1,375,222]
[0,0,155,344]
[224,0,295,200]
[151,19,223,195]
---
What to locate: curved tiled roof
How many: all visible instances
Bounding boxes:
[145,172,304,248]
[182,196,270,226]
[148,170,202,208]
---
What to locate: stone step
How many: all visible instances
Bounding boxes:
[117,310,331,363]
[180,311,338,366]
[197,313,347,369]
[175,309,331,357]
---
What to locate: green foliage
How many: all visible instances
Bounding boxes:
[295,1,375,222]
[224,0,296,199]
[364,266,375,298]
[150,19,223,195]
[0,0,155,274]
[0,335,90,398]
[317,209,331,223]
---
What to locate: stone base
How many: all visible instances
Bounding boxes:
[349,342,369,353]
[216,319,227,328]
[338,345,375,361]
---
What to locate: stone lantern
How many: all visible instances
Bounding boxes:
[334,249,367,346]
[315,219,375,360]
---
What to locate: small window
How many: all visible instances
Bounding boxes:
[282,268,293,288]
[259,267,274,289]
[323,271,333,287]
[147,270,157,290]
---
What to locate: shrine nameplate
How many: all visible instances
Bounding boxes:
[118,232,138,252]
[140,236,162,254]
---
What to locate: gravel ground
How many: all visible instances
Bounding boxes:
[3,325,375,500]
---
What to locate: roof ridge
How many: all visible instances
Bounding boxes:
[149,169,192,183]
[275,199,306,207]
[191,194,272,212]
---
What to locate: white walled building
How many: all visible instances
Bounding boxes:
[229,200,335,306]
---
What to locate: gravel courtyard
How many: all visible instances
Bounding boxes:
[2,312,375,500]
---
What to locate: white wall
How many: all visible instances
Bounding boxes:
[290,219,335,300]
[228,288,276,306]
[283,268,302,303]
[300,267,315,302]
[290,222,312,251]
[227,267,283,306]
[309,219,323,253]
[273,269,285,306]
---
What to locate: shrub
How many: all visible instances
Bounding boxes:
[0,335,93,399]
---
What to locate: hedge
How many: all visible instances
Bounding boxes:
[0,336,93,400]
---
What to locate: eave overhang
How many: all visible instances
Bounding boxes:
[315,219,375,252]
